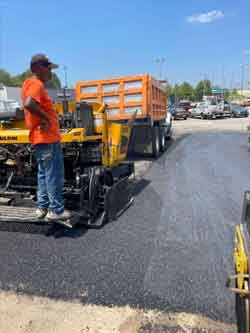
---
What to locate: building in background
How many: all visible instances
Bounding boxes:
[0,84,75,106]
[237,89,250,98]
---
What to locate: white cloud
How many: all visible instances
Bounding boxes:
[244,50,250,56]
[187,10,224,24]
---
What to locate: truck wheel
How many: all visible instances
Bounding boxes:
[152,126,160,158]
[160,127,166,152]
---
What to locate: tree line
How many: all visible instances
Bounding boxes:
[166,80,241,102]
[0,68,242,102]
[168,80,212,102]
[0,68,61,89]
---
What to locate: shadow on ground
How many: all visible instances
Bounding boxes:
[0,220,89,238]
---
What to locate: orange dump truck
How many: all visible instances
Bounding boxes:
[75,74,170,157]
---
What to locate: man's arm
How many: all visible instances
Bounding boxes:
[24,96,51,131]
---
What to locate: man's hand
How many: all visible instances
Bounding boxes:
[39,118,51,131]
[24,97,51,131]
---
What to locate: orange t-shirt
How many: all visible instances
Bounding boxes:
[21,76,61,145]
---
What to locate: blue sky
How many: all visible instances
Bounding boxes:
[1,0,250,88]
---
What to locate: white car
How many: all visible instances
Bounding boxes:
[191,101,223,119]
[190,102,206,118]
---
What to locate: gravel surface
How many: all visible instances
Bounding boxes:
[0,118,249,327]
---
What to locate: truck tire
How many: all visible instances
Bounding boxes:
[152,126,160,158]
[160,127,166,152]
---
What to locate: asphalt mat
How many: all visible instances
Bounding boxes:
[0,132,248,323]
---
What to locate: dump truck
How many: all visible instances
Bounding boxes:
[76,74,171,157]
[227,191,250,332]
[0,101,135,228]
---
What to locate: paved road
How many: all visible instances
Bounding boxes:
[0,131,249,323]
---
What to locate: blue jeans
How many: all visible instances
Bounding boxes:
[34,142,64,214]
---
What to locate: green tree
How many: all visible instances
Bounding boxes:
[178,82,194,100]
[195,80,212,101]
[223,89,230,100]
[164,81,172,95]
[0,69,12,85]
[46,73,61,89]
[228,89,242,101]
[172,84,181,101]
[11,70,61,89]
[11,70,32,86]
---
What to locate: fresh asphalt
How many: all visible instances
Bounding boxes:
[0,132,249,323]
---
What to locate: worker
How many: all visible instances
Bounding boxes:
[21,54,70,221]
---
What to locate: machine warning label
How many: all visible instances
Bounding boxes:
[0,136,18,141]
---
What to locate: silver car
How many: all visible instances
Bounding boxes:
[191,101,223,119]
[190,102,206,118]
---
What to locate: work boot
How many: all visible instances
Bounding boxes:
[46,210,72,228]
[35,208,48,219]
[47,210,71,221]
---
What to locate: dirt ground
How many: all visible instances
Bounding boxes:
[1,117,247,333]
[0,292,236,333]
[173,116,250,136]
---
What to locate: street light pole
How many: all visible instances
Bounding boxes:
[201,73,206,99]
[240,64,244,97]
[221,65,225,100]
[63,65,68,88]
[154,57,166,80]
[240,64,248,97]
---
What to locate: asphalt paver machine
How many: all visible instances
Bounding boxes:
[227,191,250,332]
[0,101,135,228]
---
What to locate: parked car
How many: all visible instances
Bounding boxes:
[205,100,224,119]
[170,105,188,120]
[231,104,249,117]
[178,101,192,112]
[190,102,205,118]
[191,101,223,119]
[218,100,232,117]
